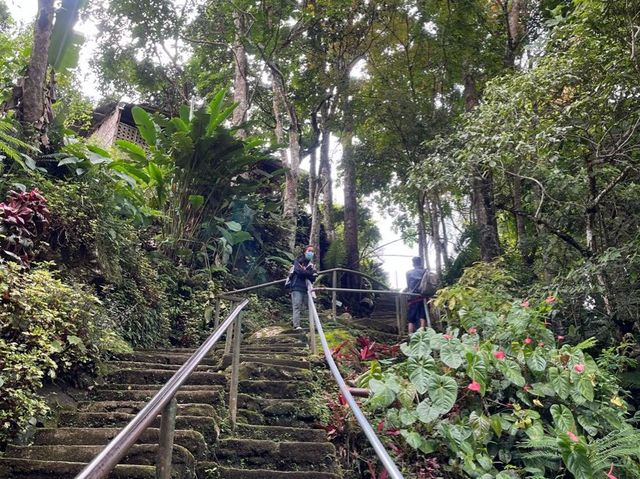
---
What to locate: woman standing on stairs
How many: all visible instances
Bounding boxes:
[286,246,318,330]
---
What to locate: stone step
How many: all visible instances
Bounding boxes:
[32,427,208,459]
[237,394,316,423]
[57,413,218,442]
[246,336,308,346]
[90,388,223,404]
[239,380,312,399]
[103,368,225,386]
[3,444,195,478]
[77,401,215,417]
[92,384,224,391]
[232,424,327,443]
[103,361,221,372]
[239,362,312,381]
[219,353,311,369]
[113,351,219,366]
[201,466,340,479]
[0,458,156,479]
[237,408,319,428]
[213,438,337,472]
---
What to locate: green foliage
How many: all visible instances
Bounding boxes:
[0,262,124,444]
[363,263,638,478]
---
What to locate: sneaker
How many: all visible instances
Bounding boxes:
[295,326,302,330]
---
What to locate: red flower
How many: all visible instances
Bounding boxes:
[524,337,533,345]
[521,299,530,308]
[467,381,481,392]
[545,296,557,304]
[573,364,585,373]
[567,431,579,443]
[468,327,477,334]
[443,334,452,340]
[606,464,618,479]
[493,351,506,360]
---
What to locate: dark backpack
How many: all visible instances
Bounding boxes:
[418,270,439,298]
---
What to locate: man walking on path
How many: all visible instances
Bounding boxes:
[406,256,427,334]
[287,246,317,330]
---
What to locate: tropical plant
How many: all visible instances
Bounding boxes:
[0,187,49,264]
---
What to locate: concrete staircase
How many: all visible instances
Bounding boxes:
[341,294,403,341]
[0,327,340,478]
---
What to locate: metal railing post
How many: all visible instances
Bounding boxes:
[308,291,317,355]
[395,295,401,337]
[155,397,177,479]
[229,311,242,430]
[224,301,235,355]
[400,297,407,335]
[214,297,221,330]
[332,270,337,322]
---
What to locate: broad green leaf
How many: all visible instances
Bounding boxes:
[397,382,417,408]
[427,375,458,414]
[115,139,147,163]
[469,411,491,440]
[399,408,418,426]
[48,0,88,72]
[408,356,435,394]
[576,375,594,402]
[368,379,396,409]
[225,221,242,232]
[526,348,547,372]
[525,420,544,440]
[440,340,464,369]
[400,430,423,450]
[403,328,432,358]
[550,404,575,432]
[497,359,526,387]
[416,399,440,424]
[132,106,157,146]
[548,367,570,400]
[466,351,487,389]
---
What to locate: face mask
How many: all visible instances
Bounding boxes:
[305,252,314,261]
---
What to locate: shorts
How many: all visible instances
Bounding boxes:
[407,300,426,325]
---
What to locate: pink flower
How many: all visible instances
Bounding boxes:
[538,341,545,347]
[493,351,506,360]
[523,384,531,392]
[567,431,579,443]
[557,335,565,341]
[467,381,481,392]
[524,337,533,345]
[521,299,530,308]
[468,327,477,334]
[545,296,557,304]
[606,464,618,479]
[443,334,452,340]
[573,364,585,373]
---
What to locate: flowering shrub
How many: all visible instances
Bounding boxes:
[362,285,640,477]
[0,188,49,264]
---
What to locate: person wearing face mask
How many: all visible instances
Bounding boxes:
[286,246,318,330]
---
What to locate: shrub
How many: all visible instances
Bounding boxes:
[356,264,640,478]
[0,188,49,264]
[0,262,124,444]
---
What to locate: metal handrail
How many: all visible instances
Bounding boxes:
[75,299,249,479]
[306,281,404,479]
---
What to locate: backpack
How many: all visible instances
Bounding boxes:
[418,270,439,298]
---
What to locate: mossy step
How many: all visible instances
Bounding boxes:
[239,362,312,381]
[246,336,307,346]
[57,413,218,442]
[32,427,208,459]
[104,368,226,386]
[220,353,310,369]
[232,424,327,443]
[92,383,224,391]
[237,394,316,422]
[113,351,219,366]
[214,438,336,471]
[91,388,223,404]
[239,380,312,399]
[236,409,319,428]
[3,444,195,478]
[103,360,221,372]
[0,458,156,479]
[77,400,216,417]
[237,344,309,354]
[200,465,340,479]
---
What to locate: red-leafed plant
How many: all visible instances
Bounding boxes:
[0,188,50,264]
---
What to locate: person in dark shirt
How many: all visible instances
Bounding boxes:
[406,256,427,334]
[288,246,317,330]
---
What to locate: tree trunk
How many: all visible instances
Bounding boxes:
[231,10,249,138]
[437,194,450,269]
[429,195,443,279]
[342,97,359,290]
[512,174,533,265]
[465,73,501,261]
[319,125,335,241]
[21,0,55,140]
[309,115,321,255]
[417,193,428,265]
